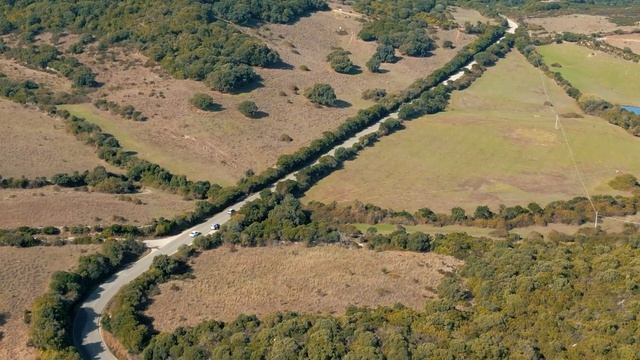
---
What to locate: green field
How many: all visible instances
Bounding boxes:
[538,42,640,106]
[305,51,640,212]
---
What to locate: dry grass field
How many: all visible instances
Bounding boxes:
[0,245,100,359]
[51,4,474,185]
[526,14,640,34]
[0,98,116,178]
[0,187,194,228]
[145,243,461,331]
[0,57,72,92]
[450,6,494,25]
[305,51,640,212]
[602,33,640,54]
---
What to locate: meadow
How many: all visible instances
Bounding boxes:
[305,51,640,212]
[538,42,640,106]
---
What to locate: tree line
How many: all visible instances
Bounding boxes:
[1,166,137,193]
[93,99,148,122]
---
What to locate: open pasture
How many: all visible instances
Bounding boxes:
[305,52,640,212]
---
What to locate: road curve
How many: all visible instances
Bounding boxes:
[73,18,517,360]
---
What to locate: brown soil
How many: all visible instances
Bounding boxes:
[145,243,461,332]
[0,98,116,178]
[54,5,474,185]
[0,187,194,228]
[0,245,100,360]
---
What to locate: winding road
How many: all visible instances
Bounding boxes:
[73,18,517,360]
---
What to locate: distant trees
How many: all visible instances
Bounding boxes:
[190,93,220,112]
[305,83,337,106]
[238,100,259,118]
[327,48,357,74]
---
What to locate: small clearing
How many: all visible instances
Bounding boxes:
[527,14,640,34]
[145,243,461,331]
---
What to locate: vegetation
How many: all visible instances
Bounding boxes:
[238,100,260,118]
[3,44,97,88]
[29,239,145,359]
[0,0,329,93]
[304,83,337,106]
[189,93,220,112]
[326,48,357,74]
[1,166,137,193]
[93,99,148,121]
[361,88,387,101]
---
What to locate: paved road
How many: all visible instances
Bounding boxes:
[73,18,518,360]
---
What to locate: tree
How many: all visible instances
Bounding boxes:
[327,48,356,74]
[374,44,396,63]
[451,207,466,222]
[366,55,382,73]
[442,40,454,49]
[205,63,257,93]
[474,206,494,220]
[304,84,337,106]
[238,100,259,118]
[190,93,220,111]
[399,29,435,57]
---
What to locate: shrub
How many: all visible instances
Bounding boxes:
[327,48,356,74]
[304,83,337,106]
[362,88,387,101]
[609,174,639,191]
[238,100,259,118]
[190,93,220,111]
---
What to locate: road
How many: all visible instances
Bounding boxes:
[73,18,518,360]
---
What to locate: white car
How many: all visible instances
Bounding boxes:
[226,209,236,215]
[189,231,201,238]
[210,223,220,230]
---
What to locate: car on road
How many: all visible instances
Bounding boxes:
[226,209,236,215]
[189,231,201,238]
[210,223,220,230]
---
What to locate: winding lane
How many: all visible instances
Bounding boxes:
[73,17,517,360]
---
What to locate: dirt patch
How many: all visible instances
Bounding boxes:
[602,33,640,54]
[451,7,495,25]
[0,245,100,359]
[52,5,474,185]
[0,186,194,228]
[0,98,116,178]
[146,243,461,331]
[527,14,640,34]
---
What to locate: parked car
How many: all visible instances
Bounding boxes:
[226,209,236,215]
[210,223,220,230]
[189,231,201,238]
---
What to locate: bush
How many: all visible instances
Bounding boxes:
[609,174,639,191]
[190,93,220,111]
[362,88,387,101]
[238,100,259,118]
[327,48,357,74]
[304,83,337,106]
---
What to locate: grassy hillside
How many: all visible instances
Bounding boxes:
[538,42,640,107]
[305,51,640,211]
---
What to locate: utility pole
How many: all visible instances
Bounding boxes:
[555,114,559,130]
[594,211,599,228]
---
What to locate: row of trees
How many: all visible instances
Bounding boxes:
[94,99,148,121]
[29,239,145,359]
[1,166,137,193]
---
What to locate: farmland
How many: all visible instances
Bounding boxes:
[0,99,116,178]
[145,243,461,331]
[0,186,194,228]
[305,51,640,212]
[0,245,100,359]
[538,42,640,107]
[54,4,474,185]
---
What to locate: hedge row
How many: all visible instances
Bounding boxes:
[29,239,145,359]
